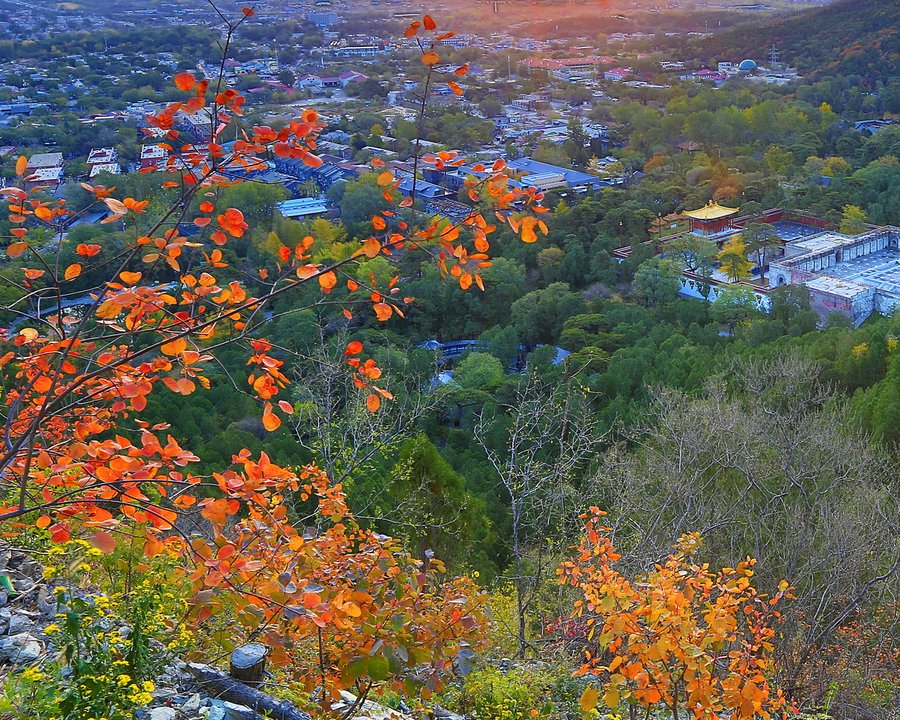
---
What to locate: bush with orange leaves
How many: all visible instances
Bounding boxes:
[560,508,795,720]
[0,4,539,704]
[183,458,488,704]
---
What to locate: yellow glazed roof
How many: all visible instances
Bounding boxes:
[683,202,739,220]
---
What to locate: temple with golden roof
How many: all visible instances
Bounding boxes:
[683,201,739,237]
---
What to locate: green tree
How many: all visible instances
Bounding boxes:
[632,257,682,307]
[763,145,794,175]
[710,285,760,333]
[744,223,782,282]
[511,283,586,347]
[278,69,296,87]
[391,435,493,572]
[455,352,506,392]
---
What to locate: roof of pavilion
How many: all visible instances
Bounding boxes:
[683,202,739,221]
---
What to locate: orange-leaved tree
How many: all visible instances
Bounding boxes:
[560,508,794,720]
[0,4,545,703]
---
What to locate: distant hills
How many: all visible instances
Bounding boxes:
[706,0,898,82]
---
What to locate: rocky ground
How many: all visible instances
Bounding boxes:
[0,544,462,720]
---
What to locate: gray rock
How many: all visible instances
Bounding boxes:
[13,577,34,593]
[7,611,36,635]
[0,632,42,663]
[433,707,465,720]
[0,590,9,608]
[148,707,177,720]
[223,702,255,720]
[36,587,57,617]
[181,694,202,714]
[206,706,226,720]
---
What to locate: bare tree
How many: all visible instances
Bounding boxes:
[475,374,599,657]
[286,331,474,546]
[594,355,899,712]
[290,329,437,488]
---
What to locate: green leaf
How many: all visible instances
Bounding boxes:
[368,654,389,681]
[342,655,369,682]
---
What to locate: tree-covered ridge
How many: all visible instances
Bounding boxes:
[699,0,899,82]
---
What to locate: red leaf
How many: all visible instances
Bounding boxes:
[90,532,117,555]
[174,73,196,91]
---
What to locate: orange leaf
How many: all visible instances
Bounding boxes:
[119,271,142,284]
[7,242,28,258]
[262,403,281,431]
[362,238,381,258]
[373,302,393,321]
[423,14,437,30]
[15,156,27,176]
[34,206,53,222]
[36,515,52,529]
[174,73,196,91]
[403,21,420,38]
[366,393,381,412]
[90,532,117,555]
[377,171,394,187]
[49,523,70,543]
[161,337,187,356]
[448,81,463,96]
[421,51,440,66]
[64,263,82,281]
[454,64,469,76]
[520,216,540,243]
[371,215,387,231]
[345,340,363,356]
[319,271,337,292]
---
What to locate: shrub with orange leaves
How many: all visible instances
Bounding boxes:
[182,460,488,701]
[0,3,541,704]
[560,508,794,720]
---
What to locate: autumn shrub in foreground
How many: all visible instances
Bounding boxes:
[0,6,542,710]
[561,509,794,720]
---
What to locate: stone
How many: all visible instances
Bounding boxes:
[432,707,465,720]
[7,611,36,635]
[151,686,179,700]
[181,694,202,714]
[206,706,226,720]
[0,632,42,664]
[148,707,177,720]
[13,577,34,593]
[36,587,58,617]
[223,702,255,720]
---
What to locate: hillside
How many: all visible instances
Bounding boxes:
[694,0,898,83]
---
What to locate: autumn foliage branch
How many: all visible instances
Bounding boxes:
[0,5,545,701]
